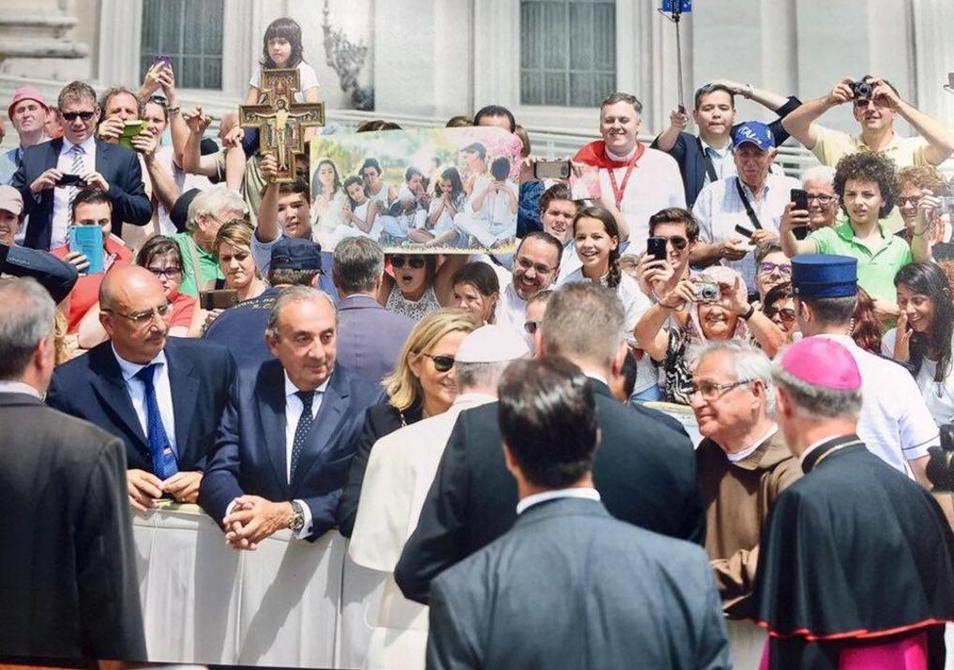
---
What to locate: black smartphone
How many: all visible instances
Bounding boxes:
[790,188,809,211]
[733,224,753,239]
[199,289,239,311]
[533,160,571,181]
[58,174,85,187]
[646,236,667,262]
[677,104,687,115]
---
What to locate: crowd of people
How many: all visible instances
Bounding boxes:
[2,14,954,670]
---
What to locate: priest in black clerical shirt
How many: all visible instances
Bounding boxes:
[751,337,954,669]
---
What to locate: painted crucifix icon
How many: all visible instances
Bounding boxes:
[239,68,324,182]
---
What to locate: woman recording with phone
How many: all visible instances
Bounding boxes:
[883,261,954,426]
[635,265,785,405]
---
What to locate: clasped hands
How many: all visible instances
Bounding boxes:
[126,468,202,511]
[223,495,295,551]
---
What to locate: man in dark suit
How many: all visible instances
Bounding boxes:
[651,80,801,208]
[427,357,730,670]
[0,277,145,663]
[199,285,384,547]
[396,282,706,603]
[333,236,414,381]
[48,265,234,511]
[10,80,151,251]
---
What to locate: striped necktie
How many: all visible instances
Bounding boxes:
[67,144,86,209]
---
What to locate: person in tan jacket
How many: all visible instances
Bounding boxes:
[689,339,801,616]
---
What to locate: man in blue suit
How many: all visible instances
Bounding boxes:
[199,286,384,547]
[48,265,234,511]
[10,80,152,251]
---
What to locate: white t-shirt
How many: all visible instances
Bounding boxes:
[882,328,954,427]
[249,62,320,103]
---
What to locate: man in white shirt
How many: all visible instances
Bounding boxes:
[692,121,801,292]
[790,254,940,487]
[494,231,562,336]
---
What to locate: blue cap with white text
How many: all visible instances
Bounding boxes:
[732,121,775,151]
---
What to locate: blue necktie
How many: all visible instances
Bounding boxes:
[135,363,179,479]
[289,390,315,481]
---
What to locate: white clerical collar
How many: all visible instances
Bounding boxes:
[284,370,331,398]
[726,425,778,463]
[800,434,847,466]
[605,146,637,162]
[0,380,44,399]
[516,487,601,515]
[112,345,168,383]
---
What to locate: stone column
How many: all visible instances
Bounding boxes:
[0,0,91,80]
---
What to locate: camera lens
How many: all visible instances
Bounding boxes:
[854,81,872,98]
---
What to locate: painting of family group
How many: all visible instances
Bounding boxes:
[309,127,523,254]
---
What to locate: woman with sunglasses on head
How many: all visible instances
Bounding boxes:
[636,265,786,405]
[761,282,798,342]
[377,252,468,321]
[136,235,197,337]
[883,262,954,426]
[337,308,477,537]
[451,262,499,325]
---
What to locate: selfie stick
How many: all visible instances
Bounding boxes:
[659,2,691,111]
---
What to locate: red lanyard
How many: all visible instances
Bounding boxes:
[608,160,637,210]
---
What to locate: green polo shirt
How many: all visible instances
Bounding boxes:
[808,221,912,303]
[170,231,223,297]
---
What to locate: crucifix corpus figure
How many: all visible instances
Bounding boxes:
[239,68,324,182]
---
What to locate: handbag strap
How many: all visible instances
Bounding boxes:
[734,178,763,230]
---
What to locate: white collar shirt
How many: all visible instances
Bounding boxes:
[699,138,736,185]
[113,345,177,456]
[516,487,601,515]
[52,135,97,248]
[726,425,778,463]
[0,380,44,399]
[495,281,530,336]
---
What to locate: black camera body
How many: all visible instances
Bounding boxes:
[849,79,873,100]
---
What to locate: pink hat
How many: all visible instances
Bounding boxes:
[8,85,50,120]
[780,337,861,391]
[0,185,24,217]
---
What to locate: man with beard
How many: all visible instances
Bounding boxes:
[492,231,562,337]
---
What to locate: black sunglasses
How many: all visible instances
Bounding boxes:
[62,111,96,121]
[657,235,689,250]
[422,353,455,372]
[392,256,426,269]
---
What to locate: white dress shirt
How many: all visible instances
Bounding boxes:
[516,487,601,515]
[699,139,735,186]
[0,380,43,399]
[113,345,178,457]
[52,135,97,248]
[725,425,778,463]
[494,281,529,336]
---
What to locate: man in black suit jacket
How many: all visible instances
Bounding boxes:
[199,285,384,547]
[427,357,730,670]
[0,277,145,663]
[396,282,706,603]
[10,80,151,251]
[48,265,234,510]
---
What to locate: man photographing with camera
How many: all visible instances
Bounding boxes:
[782,75,954,174]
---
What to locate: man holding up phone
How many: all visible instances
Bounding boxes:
[11,80,151,251]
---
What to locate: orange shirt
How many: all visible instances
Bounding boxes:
[52,237,133,333]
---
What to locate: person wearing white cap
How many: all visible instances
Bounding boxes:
[348,324,529,670]
[0,85,50,185]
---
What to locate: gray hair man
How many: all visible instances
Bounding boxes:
[689,340,801,617]
[0,277,146,661]
[348,323,530,669]
[333,236,415,381]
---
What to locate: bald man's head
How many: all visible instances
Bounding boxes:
[99,266,171,364]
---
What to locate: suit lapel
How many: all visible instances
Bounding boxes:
[164,341,199,458]
[256,361,291,497]
[88,344,148,450]
[290,368,349,492]
[95,139,111,173]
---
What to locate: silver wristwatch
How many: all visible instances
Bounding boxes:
[288,501,305,533]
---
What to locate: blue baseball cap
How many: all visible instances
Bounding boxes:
[270,237,323,271]
[791,255,858,298]
[732,121,775,151]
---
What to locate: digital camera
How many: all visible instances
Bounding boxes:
[695,281,720,303]
[849,79,873,99]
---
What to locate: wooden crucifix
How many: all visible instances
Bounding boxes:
[239,68,324,183]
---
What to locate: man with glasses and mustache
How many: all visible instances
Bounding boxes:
[48,265,234,511]
[11,80,152,251]
[493,231,563,338]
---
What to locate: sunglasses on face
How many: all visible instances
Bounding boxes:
[897,196,922,208]
[422,353,455,372]
[656,235,689,251]
[769,308,797,322]
[391,256,426,269]
[61,111,96,121]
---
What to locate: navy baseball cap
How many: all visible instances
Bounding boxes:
[791,255,858,298]
[732,121,775,151]
[270,237,323,271]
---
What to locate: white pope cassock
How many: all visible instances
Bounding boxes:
[348,393,496,670]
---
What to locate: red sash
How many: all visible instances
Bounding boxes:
[573,140,646,209]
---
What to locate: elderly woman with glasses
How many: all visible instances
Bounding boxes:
[337,308,477,537]
[136,234,198,337]
[761,281,798,342]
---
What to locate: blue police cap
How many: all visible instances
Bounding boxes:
[791,254,857,298]
[270,237,323,271]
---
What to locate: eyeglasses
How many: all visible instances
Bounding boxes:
[422,353,455,372]
[758,262,792,277]
[391,256,426,269]
[515,256,555,276]
[147,95,168,107]
[897,196,922,208]
[688,378,754,401]
[807,194,837,205]
[146,266,182,279]
[768,307,797,323]
[61,110,96,121]
[852,98,885,109]
[524,320,540,336]
[102,302,171,324]
[655,235,689,251]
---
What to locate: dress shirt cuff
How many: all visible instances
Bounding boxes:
[295,499,314,540]
[224,499,237,521]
